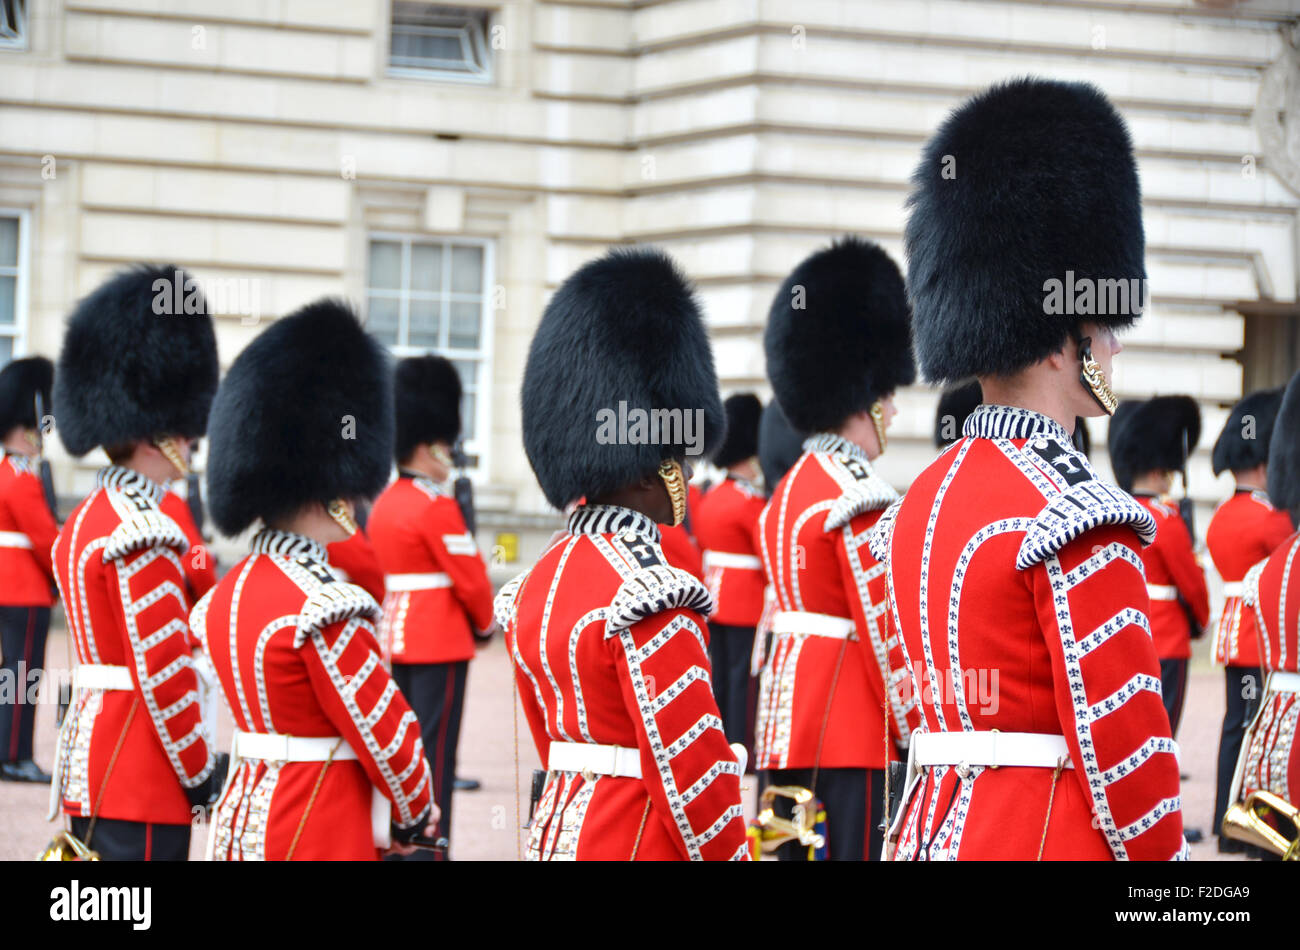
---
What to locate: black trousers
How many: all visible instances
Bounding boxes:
[766,767,886,861]
[707,623,755,747]
[392,660,467,861]
[1158,657,1188,737]
[0,605,50,763]
[68,816,190,861]
[1214,665,1262,836]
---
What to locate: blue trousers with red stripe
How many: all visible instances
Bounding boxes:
[391,659,468,861]
[0,605,50,764]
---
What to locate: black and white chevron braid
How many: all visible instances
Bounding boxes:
[1017,479,1157,570]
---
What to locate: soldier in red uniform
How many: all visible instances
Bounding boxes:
[1230,370,1300,830]
[327,529,387,605]
[755,236,919,861]
[876,79,1187,860]
[0,357,58,783]
[48,266,221,860]
[694,393,764,751]
[369,354,494,860]
[659,481,706,580]
[197,298,436,861]
[1107,396,1209,738]
[1206,386,1295,851]
[160,483,216,607]
[498,247,749,861]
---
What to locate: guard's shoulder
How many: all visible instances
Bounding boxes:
[493,570,529,630]
[1247,490,1278,512]
[1016,479,1157,570]
[103,502,188,562]
[603,533,712,638]
[1241,557,1269,609]
[5,453,35,476]
[866,496,905,564]
[818,452,899,531]
[294,581,381,648]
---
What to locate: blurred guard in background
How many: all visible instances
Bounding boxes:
[497,248,748,860]
[0,357,58,783]
[47,266,220,860]
[196,299,436,860]
[937,379,1092,457]
[694,393,765,756]
[756,236,920,861]
[1206,386,1295,852]
[369,354,495,860]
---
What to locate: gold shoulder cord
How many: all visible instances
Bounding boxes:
[658,460,687,527]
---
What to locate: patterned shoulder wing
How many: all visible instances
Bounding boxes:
[867,496,904,564]
[493,570,528,630]
[823,453,899,531]
[1241,558,1268,609]
[103,508,188,562]
[294,582,382,648]
[605,536,713,638]
[1017,480,1157,570]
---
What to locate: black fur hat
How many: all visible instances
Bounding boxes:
[1212,387,1284,477]
[394,354,462,463]
[54,265,219,456]
[1107,395,1201,493]
[713,393,762,468]
[764,236,915,434]
[521,247,724,510]
[1268,372,1300,515]
[206,298,394,536]
[934,379,982,447]
[758,398,807,494]
[0,357,53,437]
[906,78,1145,384]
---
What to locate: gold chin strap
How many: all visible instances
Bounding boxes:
[327,499,359,536]
[154,437,190,477]
[658,460,687,527]
[869,400,888,454]
[1078,338,1118,415]
[431,445,454,468]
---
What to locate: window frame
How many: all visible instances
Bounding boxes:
[365,232,495,482]
[386,2,494,85]
[0,0,26,52]
[0,208,30,363]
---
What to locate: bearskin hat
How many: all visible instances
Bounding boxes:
[0,357,53,437]
[1107,395,1201,493]
[1268,371,1300,515]
[206,298,393,536]
[54,265,219,457]
[934,379,982,447]
[712,393,762,469]
[521,247,724,510]
[905,78,1145,384]
[758,398,807,494]
[394,354,462,464]
[764,236,915,434]
[1212,387,1284,477]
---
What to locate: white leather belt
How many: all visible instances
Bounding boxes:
[702,551,763,571]
[912,731,1074,770]
[548,741,642,779]
[72,664,133,691]
[1222,582,1244,598]
[770,610,855,639]
[231,730,359,762]
[384,572,452,592]
[0,530,33,549]
[1146,584,1178,601]
[1267,671,1300,694]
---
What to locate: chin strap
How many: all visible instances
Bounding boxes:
[327,499,359,536]
[154,436,191,477]
[658,460,687,527]
[869,400,888,454]
[1075,335,1118,415]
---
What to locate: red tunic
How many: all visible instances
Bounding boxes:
[369,475,494,665]
[1235,532,1300,805]
[875,405,1187,860]
[496,504,749,861]
[159,488,215,607]
[1207,490,1294,668]
[1132,495,1209,661]
[327,529,387,605]
[0,451,58,607]
[754,433,917,771]
[50,467,215,825]
[193,529,434,860]
[694,475,766,627]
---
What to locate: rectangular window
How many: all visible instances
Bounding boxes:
[0,211,28,365]
[366,235,492,471]
[388,3,492,83]
[0,0,26,51]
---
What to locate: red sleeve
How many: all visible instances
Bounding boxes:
[10,470,58,583]
[327,531,387,604]
[300,612,434,830]
[1155,514,1210,629]
[1030,524,1187,860]
[106,543,214,789]
[607,606,750,861]
[420,501,494,631]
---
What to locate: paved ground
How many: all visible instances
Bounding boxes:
[1,620,1248,860]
